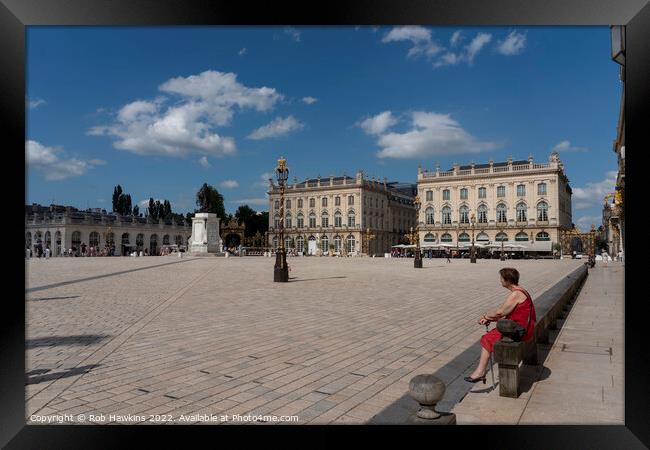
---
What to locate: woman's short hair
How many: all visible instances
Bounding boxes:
[499,268,520,285]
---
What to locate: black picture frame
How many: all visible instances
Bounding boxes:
[3,0,648,447]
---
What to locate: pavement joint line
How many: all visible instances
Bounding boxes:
[29,259,223,415]
[26,257,201,293]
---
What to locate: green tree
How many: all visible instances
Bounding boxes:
[133,204,139,217]
[196,183,226,218]
[148,198,156,220]
[234,205,256,234]
[112,185,123,213]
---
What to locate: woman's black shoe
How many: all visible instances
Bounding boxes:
[464,375,486,384]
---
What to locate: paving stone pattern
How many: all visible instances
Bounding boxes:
[25,256,583,424]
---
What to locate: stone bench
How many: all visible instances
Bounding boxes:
[493,264,588,398]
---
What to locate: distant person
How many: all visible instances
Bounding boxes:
[26,247,31,259]
[445,248,451,263]
[618,250,623,262]
[465,268,536,383]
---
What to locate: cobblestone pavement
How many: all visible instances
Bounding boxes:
[25,255,583,424]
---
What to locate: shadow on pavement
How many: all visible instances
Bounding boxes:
[25,364,101,385]
[27,296,80,302]
[26,334,111,349]
[289,276,347,282]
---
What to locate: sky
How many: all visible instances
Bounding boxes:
[26,26,621,231]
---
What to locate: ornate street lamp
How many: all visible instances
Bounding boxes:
[470,213,477,263]
[274,156,289,282]
[499,226,506,261]
[364,227,376,256]
[413,195,422,268]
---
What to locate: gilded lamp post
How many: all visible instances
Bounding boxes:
[413,195,422,268]
[364,227,375,256]
[470,213,477,263]
[274,157,289,282]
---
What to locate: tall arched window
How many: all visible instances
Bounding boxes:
[458,233,470,242]
[296,235,304,252]
[476,232,489,242]
[72,231,81,251]
[536,231,550,241]
[334,211,342,227]
[122,233,131,247]
[497,204,507,223]
[162,234,170,245]
[425,207,435,225]
[477,204,488,223]
[441,233,452,242]
[346,235,356,252]
[150,234,158,254]
[274,214,281,228]
[443,189,450,200]
[55,231,61,255]
[537,201,548,221]
[495,232,508,242]
[515,232,529,241]
[89,232,100,247]
[321,235,329,253]
[347,210,356,227]
[442,206,451,225]
[321,211,329,227]
[424,233,436,243]
[136,234,144,250]
[297,213,304,228]
[285,236,293,249]
[272,236,278,250]
[45,231,51,250]
[274,200,280,210]
[175,235,182,246]
[334,235,342,252]
[309,212,316,228]
[537,183,547,195]
[460,188,468,200]
[459,205,469,224]
[285,212,292,228]
[516,202,527,222]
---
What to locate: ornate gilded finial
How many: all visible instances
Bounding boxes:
[277,156,287,171]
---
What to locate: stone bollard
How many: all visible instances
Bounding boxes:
[407,374,456,425]
[493,319,523,398]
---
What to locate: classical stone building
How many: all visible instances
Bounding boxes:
[267,171,417,255]
[25,204,192,256]
[415,152,572,251]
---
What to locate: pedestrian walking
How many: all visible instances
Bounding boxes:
[445,248,451,263]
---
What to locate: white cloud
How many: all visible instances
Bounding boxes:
[254,172,274,188]
[382,26,442,60]
[220,179,239,189]
[26,140,104,181]
[88,70,283,158]
[284,27,301,42]
[238,47,247,56]
[432,32,492,68]
[572,171,618,210]
[466,33,492,64]
[497,30,527,55]
[230,198,268,206]
[575,215,601,231]
[139,198,163,207]
[552,140,589,153]
[358,111,398,136]
[366,112,500,159]
[450,31,463,47]
[26,98,46,109]
[248,116,304,140]
[301,96,318,105]
[198,156,211,168]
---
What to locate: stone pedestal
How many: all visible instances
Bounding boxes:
[189,213,222,255]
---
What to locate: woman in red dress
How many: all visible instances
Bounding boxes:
[465,267,536,383]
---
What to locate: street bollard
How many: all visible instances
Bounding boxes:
[407,374,456,424]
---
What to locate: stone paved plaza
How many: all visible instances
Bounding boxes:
[25,256,583,424]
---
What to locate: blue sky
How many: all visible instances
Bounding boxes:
[26,26,621,231]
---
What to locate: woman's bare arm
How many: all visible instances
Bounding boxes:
[483,291,525,321]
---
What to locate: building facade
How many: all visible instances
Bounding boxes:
[25,204,192,256]
[415,152,572,251]
[267,171,417,255]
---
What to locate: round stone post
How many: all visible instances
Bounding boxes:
[407,374,456,424]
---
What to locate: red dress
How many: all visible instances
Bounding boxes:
[480,287,536,353]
